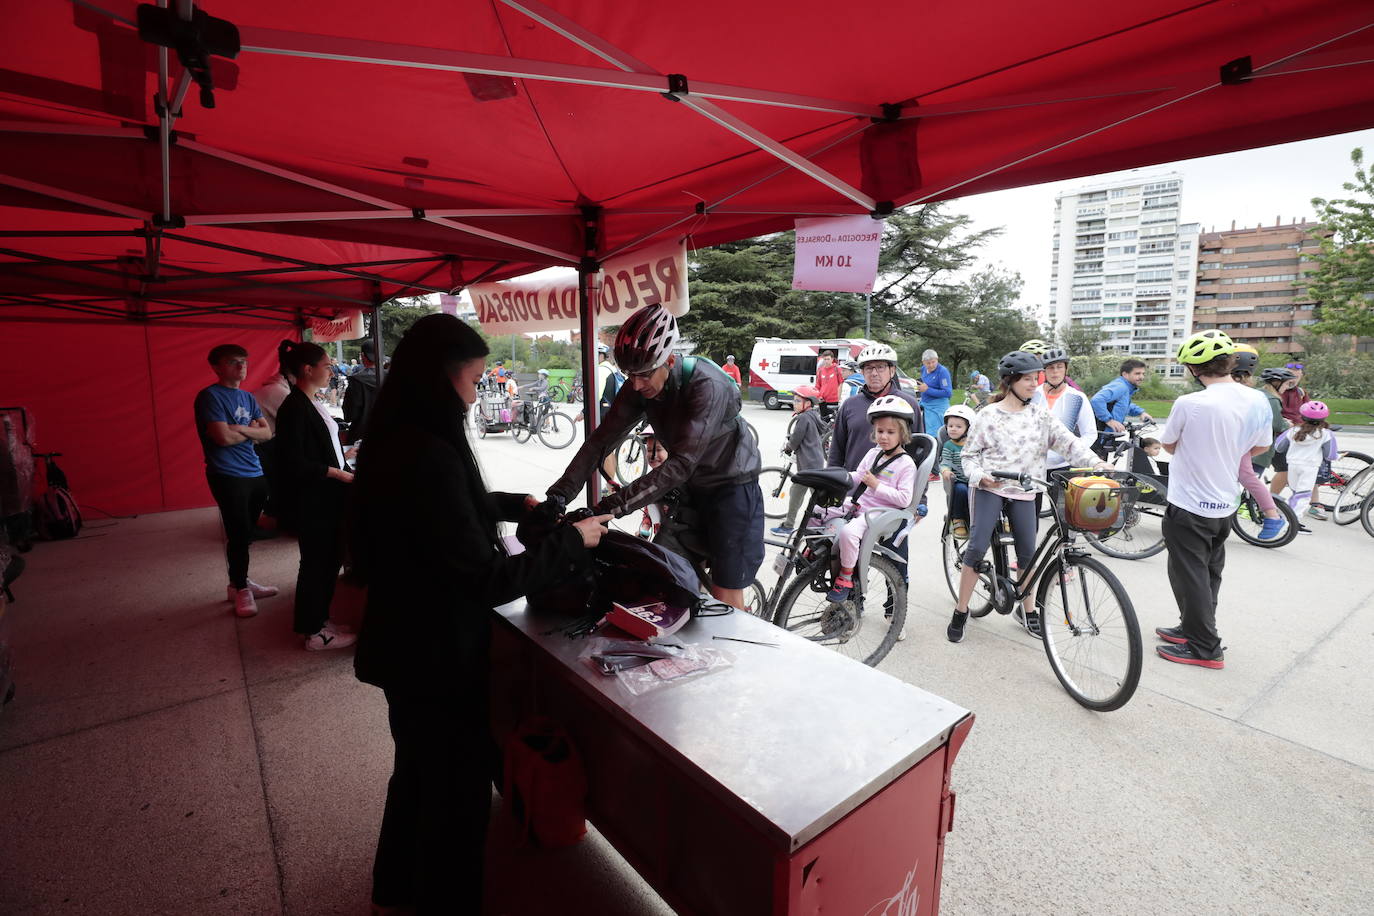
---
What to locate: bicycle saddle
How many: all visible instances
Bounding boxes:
[791,467,853,497]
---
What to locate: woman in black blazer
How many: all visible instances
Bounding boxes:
[350,315,609,914]
[276,340,357,650]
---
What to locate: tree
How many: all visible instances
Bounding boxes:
[1304,147,1374,338]
[1057,321,1108,356]
[898,267,1037,378]
[686,203,1004,363]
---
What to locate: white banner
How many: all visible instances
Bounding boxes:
[792,214,883,294]
[470,238,688,335]
[308,309,366,342]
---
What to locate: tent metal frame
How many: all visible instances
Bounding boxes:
[0,0,1370,328]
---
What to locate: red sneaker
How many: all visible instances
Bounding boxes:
[1156,644,1224,669]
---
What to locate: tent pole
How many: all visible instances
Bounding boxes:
[578,206,601,508]
[370,289,386,385]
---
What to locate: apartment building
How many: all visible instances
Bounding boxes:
[1049,171,1198,377]
[1190,221,1322,354]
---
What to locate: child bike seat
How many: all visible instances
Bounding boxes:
[791,467,853,497]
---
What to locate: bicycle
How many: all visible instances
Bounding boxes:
[943,468,1143,711]
[509,394,577,449]
[615,416,759,486]
[547,382,570,404]
[767,436,937,667]
[1360,488,1374,539]
[1330,458,1374,525]
[757,455,795,521]
[1230,488,1300,548]
[1084,420,1169,560]
[784,411,835,456]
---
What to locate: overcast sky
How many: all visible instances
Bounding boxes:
[950,127,1374,319]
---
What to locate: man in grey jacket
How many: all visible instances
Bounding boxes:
[547,305,763,608]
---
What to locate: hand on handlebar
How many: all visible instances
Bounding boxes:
[1107,419,1126,433]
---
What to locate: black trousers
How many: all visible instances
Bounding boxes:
[207,473,267,589]
[373,687,494,913]
[292,478,348,635]
[1162,505,1229,658]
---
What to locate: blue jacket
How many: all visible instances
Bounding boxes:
[919,364,952,404]
[1090,375,1145,429]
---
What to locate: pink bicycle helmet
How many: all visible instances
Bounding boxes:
[1299,400,1329,421]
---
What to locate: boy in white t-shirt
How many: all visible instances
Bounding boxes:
[1154,331,1272,670]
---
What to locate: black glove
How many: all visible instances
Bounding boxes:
[564,507,596,524]
[517,496,567,547]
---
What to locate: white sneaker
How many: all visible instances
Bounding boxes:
[896,625,907,642]
[1306,506,1329,521]
[226,580,279,601]
[304,623,358,651]
[233,588,258,618]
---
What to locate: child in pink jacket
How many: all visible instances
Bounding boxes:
[820,396,917,602]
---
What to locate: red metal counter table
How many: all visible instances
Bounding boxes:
[490,599,974,915]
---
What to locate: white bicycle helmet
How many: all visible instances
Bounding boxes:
[537,368,549,376]
[614,305,680,374]
[856,343,898,366]
[867,395,915,424]
[944,404,976,425]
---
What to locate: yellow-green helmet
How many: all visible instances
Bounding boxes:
[1177,329,1236,364]
[1019,338,1050,356]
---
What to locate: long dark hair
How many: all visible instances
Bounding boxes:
[279,339,326,380]
[352,315,493,574]
[1293,417,1329,443]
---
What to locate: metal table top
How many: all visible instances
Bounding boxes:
[495,599,970,852]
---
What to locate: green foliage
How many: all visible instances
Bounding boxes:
[685,204,1006,364]
[1303,147,1374,337]
[900,267,1039,378]
[1068,353,1185,400]
[1055,322,1108,357]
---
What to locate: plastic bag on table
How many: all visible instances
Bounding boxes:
[579,637,732,696]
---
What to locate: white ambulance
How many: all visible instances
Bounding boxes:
[746,337,873,409]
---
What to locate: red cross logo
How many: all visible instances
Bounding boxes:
[759,358,771,371]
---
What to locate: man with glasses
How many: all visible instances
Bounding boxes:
[546,305,763,610]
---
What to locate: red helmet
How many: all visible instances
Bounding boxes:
[793,384,821,405]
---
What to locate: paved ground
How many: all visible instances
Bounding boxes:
[1,399,1370,915]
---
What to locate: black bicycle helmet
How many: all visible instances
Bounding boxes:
[998,350,1044,378]
[1230,344,1259,375]
[1260,367,1295,384]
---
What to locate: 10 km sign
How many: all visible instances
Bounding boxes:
[792,214,882,294]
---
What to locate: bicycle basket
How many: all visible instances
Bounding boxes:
[1055,472,1138,535]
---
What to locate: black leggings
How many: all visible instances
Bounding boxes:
[207,473,267,589]
[962,488,1037,569]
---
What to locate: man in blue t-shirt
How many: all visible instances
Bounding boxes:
[194,344,278,618]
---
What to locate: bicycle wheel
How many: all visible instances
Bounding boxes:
[743,580,770,619]
[1230,493,1299,548]
[536,411,577,449]
[940,517,993,617]
[1314,450,1374,511]
[757,466,792,520]
[1332,464,1374,525]
[1361,490,1374,539]
[774,554,906,667]
[1084,473,1167,560]
[744,419,759,446]
[547,384,569,403]
[1036,553,1142,712]
[615,435,645,485]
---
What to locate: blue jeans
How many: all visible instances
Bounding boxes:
[949,480,970,522]
[922,399,949,437]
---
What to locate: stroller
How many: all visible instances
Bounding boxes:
[475,387,517,437]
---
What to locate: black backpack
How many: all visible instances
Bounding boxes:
[35,454,82,540]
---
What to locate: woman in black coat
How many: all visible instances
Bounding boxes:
[350,314,609,915]
[275,340,357,650]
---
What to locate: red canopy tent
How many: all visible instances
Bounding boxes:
[3,0,1373,514]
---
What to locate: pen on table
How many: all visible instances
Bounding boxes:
[713,635,780,648]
